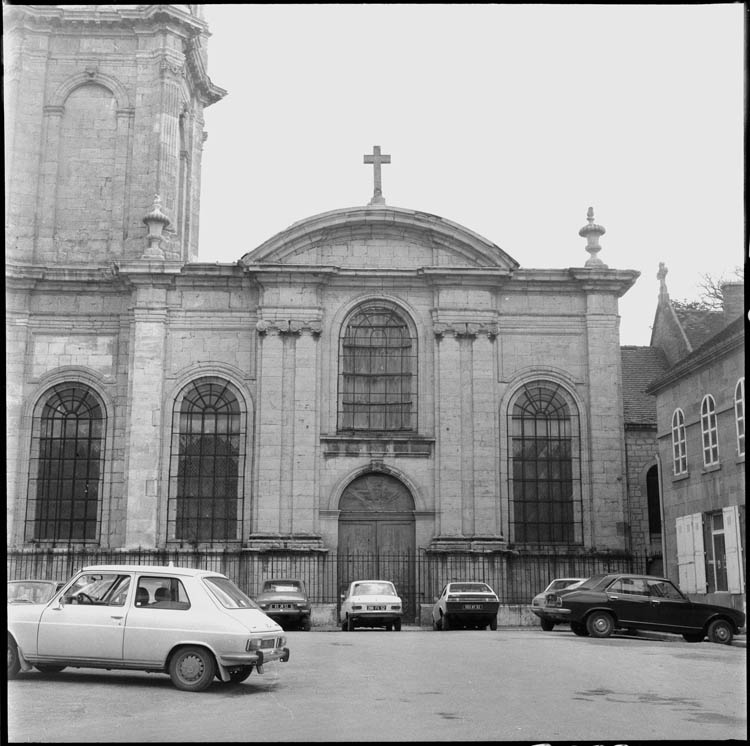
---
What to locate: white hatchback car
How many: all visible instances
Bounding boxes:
[340,580,403,631]
[7,564,290,691]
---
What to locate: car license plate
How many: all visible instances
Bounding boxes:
[367,605,385,610]
[463,604,483,610]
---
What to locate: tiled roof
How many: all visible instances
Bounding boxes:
[620,346,669,425]
[672,306,727,350]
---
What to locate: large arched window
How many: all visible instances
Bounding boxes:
[338,303,417,432]
[671,408,688,475]
[25,383,106,543]
[508,382,582,544]
[167,378,246,544]
[735,378,745,457]
[700,394,719,467]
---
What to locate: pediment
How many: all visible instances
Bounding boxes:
[239,206,519,271]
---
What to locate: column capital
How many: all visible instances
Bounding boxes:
[433,321,498,340]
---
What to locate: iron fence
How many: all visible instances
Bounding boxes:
[6,547,648,621]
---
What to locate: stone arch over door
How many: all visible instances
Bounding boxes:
[337,473,416,621]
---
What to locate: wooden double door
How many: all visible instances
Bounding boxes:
[337,474,416,621]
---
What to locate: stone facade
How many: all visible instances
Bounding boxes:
[6,6,657,611]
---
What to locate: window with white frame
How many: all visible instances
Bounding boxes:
[700,395,719,467]
[735,378,745,457]
[671,408,687,475]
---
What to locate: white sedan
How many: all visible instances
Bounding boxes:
[431,582,500,630]
[340,580,403,631]
[7,564,290,691]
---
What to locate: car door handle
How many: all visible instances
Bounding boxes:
[110,615,124,620]
[607,595,619,600]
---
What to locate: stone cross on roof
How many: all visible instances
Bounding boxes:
[363,145,390,206]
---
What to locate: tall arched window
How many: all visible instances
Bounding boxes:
[25,383,106,542]
[646,464,661,535]
[700,395,719,467]
[671,408,688,475]
[167,378,246,544]
[735,378,745,457]
[508,382,581,544]
[338,303,417,432]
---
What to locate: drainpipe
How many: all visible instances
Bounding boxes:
[655,454,668,578]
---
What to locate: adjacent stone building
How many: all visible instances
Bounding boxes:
[648,269,745,614]
[6,4,664,619]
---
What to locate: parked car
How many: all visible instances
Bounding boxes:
[7,564,290,691]
[546,573,746,644]
[7,580,66,605]
[431,582,500,630]
[254,579,311,630]
[529,577,586,630]
[340,580,403,631]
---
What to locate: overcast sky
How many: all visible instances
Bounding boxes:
[197,4,743,346]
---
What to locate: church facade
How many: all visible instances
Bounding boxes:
[6,5,654,620]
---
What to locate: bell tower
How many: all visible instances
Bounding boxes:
[4,4,226,265]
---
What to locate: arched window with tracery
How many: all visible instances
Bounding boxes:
[25,383,106,543]
[167,378,247,544]
[508,381,582,544]
[700,394,719,467]
[338,303,417,432]
[671,408,688,475]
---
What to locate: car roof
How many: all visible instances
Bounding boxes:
[351,579,394,584]
[8,579,59,583]
[80,565,225,578]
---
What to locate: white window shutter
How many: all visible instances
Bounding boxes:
[690,513,707,593]
[723,506,744,594]
[675,515,696,593]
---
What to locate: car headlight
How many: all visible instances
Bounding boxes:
[351,605,362,611]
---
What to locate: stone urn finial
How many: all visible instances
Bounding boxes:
[578,206,607,268]
[142,194,171,259]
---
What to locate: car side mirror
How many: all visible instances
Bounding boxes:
[340,594,345,601]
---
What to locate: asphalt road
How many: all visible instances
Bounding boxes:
[7,627,746,742]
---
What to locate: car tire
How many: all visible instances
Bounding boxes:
[571,621,589,637]
[228,666,253,683]
[346,615,356,632]
[300,618,311,632]
[8,636,21,680]
[707,619,734,645]
[682,632,704,643]
[432,617,439,631]
[385,623,393,631]
[442,614,450,631]
[169,646,216,692]
[394,619,401,631]
[586,611,615,638]
[540,619,555,631]
[35,664,66,673]
[489,618,498,631]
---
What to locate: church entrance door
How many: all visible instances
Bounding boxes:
[337,473,416,622]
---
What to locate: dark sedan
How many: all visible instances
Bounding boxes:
[546,573,745,644]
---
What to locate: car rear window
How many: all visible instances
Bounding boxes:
[204,577,261,609]
[449,583,493,593]
[353,582,396,596]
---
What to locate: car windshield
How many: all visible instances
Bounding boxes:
[264,581,303,593]
[449,583,493,593]
[7,581,58,603]
[204,577,260,609]
[352,582,396,596]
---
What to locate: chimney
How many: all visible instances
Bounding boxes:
[721,282,744,321]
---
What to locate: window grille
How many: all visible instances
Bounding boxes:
[25,383,105,543]
[167,378,246,544]
[508,382,581,544]
[338,304,416,432]
[671,408,688,475]
[735,378,745,457]
[700,395,719,467]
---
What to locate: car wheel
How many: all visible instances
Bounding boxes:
[489,618,498,631]
[682,633,704,643]
[169,646,216,692]
[571,621,589,637]
[707,619,734,645]
[394,619,401,631]
[35,664,66,673]
[8,636,21,680]
[432,617,439,631]
[341,618,347,631]
[442,614,451,631]
[300,618,311,631]
[228,666,253,683]
[385,623,393,631]
[586,611,615,638]
[346,615,356,632]
[540,619,555,631]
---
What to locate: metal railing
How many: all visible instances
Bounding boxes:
[7,547,649,621]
